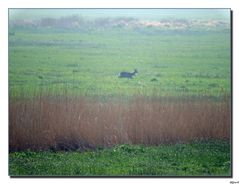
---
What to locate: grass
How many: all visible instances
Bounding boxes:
[9,26,231,98]
[9,140,231,176]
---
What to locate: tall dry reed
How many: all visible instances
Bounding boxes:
[9,96,231,151]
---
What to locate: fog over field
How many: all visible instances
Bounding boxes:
[9,9,231,97]
[9,9,230,31]
[9,9,230,20]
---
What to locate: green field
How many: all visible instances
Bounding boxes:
[9,140,230,176]
[9,25,231,98]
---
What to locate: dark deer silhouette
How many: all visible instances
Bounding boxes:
[119,69,138,79]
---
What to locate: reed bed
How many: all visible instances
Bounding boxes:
[9,96,231,151]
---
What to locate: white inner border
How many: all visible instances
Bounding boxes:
[1,0,238,184]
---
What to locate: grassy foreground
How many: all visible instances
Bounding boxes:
[9,140,231,176]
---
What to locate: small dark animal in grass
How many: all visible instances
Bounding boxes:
[73,69,80,73]
[119,69,138,79]
[151,78,158,82]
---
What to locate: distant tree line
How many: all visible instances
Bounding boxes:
[9,15,138,30]
[9,15,229,31]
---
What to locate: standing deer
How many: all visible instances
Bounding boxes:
[119,69,138,79]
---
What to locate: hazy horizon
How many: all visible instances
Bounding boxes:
[9,9,230,21]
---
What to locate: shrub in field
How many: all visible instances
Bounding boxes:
[9,96,231,151]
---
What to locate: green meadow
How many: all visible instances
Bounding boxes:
[9,27,231,98]
[9,140,230,176]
